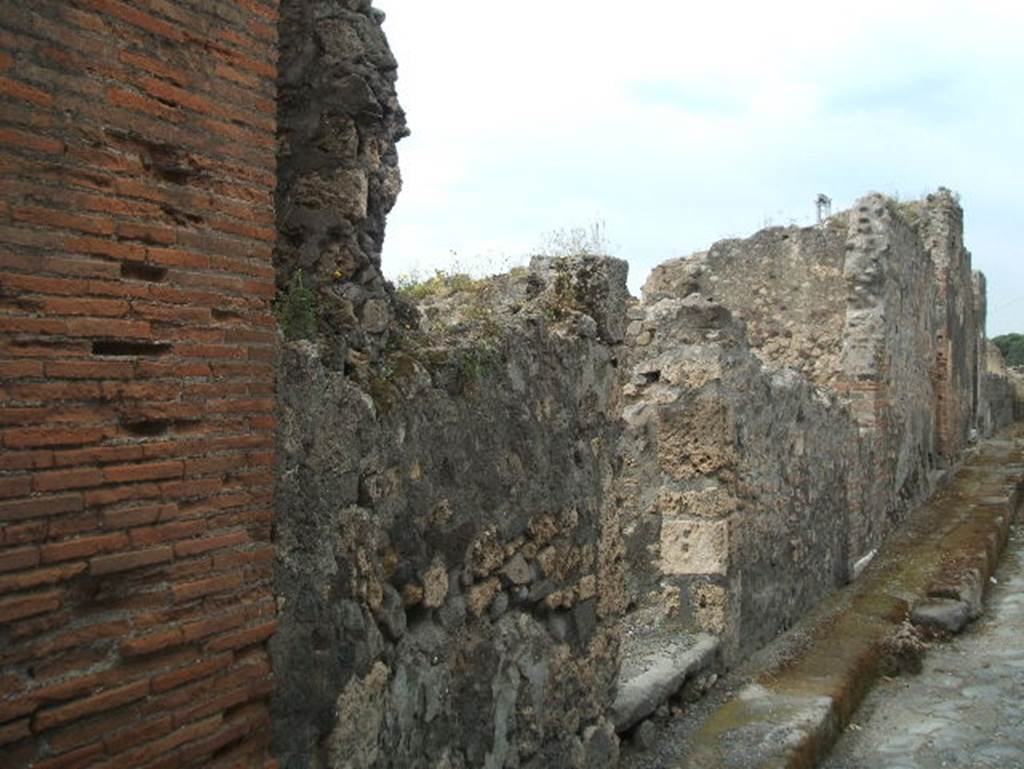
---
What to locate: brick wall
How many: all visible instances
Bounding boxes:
[0,2,279,767]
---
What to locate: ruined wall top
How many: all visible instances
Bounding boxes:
[276,0,408,364]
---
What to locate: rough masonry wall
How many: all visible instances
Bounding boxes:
[617,295,856,659]
[923,189,978,460]
[618,191,999,668]
[839,195,940,556]
[0,2,278,767]
[983,342,1018,431]
[271,261,630,769]
[644,219,849,387]
[276,0,407,364]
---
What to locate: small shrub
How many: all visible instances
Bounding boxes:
[276,270,318,341]
[395,270,483,302]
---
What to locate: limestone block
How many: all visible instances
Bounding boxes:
[660,519,730,576]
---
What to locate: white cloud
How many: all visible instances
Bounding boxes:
[376,0,1024,334]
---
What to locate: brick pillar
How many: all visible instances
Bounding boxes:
[0,2,279,766]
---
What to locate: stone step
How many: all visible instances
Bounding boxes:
[611,629,720,733]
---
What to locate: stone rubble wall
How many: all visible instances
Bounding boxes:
[267,3,1014,756]
[271,260,631,769]
[618,191,1007,670]
[276,0,408,364]
[616,296,856,659]
[644,219,849,388]
[922,190,980,460]
[838,195,940,558]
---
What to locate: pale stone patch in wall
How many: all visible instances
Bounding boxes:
[326,661,391,769]
[661,518,731,576]
[657,396,737,480]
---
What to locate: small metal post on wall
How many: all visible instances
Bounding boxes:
[816,193,832,225]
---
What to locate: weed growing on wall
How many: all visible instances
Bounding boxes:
[540,219,612,258]
[277,270,318,340]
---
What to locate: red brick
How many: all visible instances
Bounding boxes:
[52,444,145,468]
[33,680,150,732]
[3,425,109,449]
[32,467,105,492]
[33,742,105,769]
[0,493,83,521]
[120,628,185,658]
[89,546,172,576]
[151,653,233,694]
[0,315,67,335]
[101,504,164,529]
[108,84,185,123]
[13,206,115,235]
[0,717,31,747]
[76,0,186,42]
[10,381,101,402]
[66,317,151,339]
[85,482,162,508]
[40,533,128,564]
[0,474,32,498]
[0,359,43,378]
[103,715,174,756]
[105,716,222,769]
[118,50,188,85]
[206,620,277,653]
[0,562,85,593]
[182,607,246,642]
[0,126,63,154]
[0,450,53,472]
[171,573,243,603]
[41,296,129,317]
[44,359,135,379]
[0,591,59,622]
[173,530,249,558]
[0,545,40,572]
[129,519,205,547]
[1,520,48,547]
[104,460,183,483]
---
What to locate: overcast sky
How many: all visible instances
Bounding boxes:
[374,1,1023,336]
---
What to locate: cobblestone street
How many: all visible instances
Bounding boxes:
[824,522,1024,769]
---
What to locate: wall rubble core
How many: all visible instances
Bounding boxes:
[1,2,1021,769]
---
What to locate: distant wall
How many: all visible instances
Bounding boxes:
[0,2,279,767]
[622,191,994,665]
[838,195,939,556]
[618,297,856,658]
[923,190,979,459]
[644,220,849,388]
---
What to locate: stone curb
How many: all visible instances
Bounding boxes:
[680,424,1024,769]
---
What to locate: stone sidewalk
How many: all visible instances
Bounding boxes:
[619,423,1023,769]
[822,521,1024,769]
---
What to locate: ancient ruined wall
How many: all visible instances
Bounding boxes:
[617,296,856,659]
[839,195,940,556]
[982,342,1019,431]
[271,260,629,769]
[617,191,989,669]
[922,189,978,459]
[0,2,278,767]
[276,0,407,364]
[644,219,848,387]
